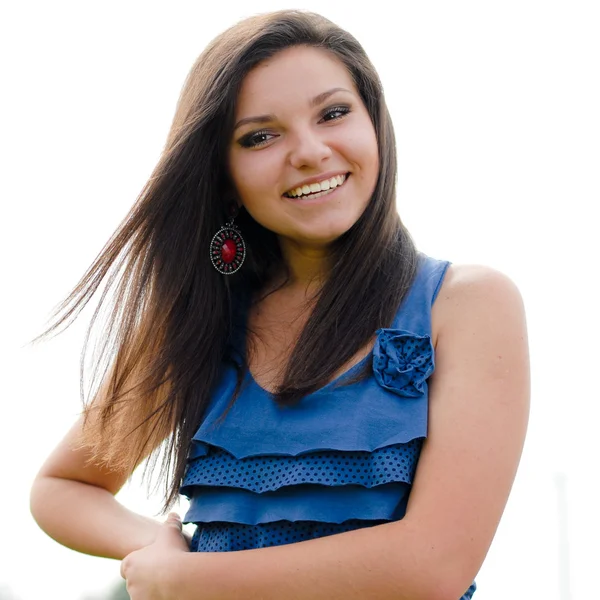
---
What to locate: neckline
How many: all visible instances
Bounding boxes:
[229,254,438,398]
[231,294,374,398]
[246,349,373,398]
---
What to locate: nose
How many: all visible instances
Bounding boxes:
[288,128,332,169]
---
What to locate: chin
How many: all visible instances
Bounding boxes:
[277,214,362,248]
[299,227,353,247]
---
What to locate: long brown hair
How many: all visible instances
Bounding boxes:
[37,10,418,512]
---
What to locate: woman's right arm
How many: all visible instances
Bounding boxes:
[30,414,162,561]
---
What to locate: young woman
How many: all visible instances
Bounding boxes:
[30,10,529,600]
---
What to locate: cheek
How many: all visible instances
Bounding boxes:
[230,152,280,203]
[369,150,380,189]
[340,124,379,178]
[364,129,380,170]
[352,136,379,191]
[363,131,380,189]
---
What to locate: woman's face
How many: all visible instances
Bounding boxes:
[228,45,379,250]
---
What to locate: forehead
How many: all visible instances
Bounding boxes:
[235,46,357,116]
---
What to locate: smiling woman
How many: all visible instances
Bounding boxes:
[29,9,528,600]
[229,45,379,250]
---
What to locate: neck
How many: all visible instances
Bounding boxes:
[275,238,332,295]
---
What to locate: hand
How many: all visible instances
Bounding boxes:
[120,512,190,600]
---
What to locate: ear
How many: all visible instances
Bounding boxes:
[226,200,241,219]
[222,189,243,213]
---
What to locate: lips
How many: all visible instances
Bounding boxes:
[283,173,350,199]
[285,173,350,202]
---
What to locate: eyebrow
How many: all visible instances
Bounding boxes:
[233,87,353,132]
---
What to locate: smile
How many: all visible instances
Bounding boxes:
[283,173,350,199]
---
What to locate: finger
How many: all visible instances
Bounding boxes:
[155,512,183,541]
[165,512,182,530]
[151,512,189,552]
[120,557,128,580]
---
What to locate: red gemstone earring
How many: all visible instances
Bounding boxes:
[209,204,246,275]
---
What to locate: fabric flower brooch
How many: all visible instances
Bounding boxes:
[372,328,435,397]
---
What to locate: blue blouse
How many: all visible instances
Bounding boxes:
[180,254,477,599]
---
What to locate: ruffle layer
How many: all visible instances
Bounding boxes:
[181,290,436,533]
[181,439,422,496]
[182,482,411,526]
[188,365,429,460]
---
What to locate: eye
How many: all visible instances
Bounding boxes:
[320,105,351,123]
[238,129,276,149]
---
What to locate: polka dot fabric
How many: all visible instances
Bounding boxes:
[188,518,388,553]
[372,328,435,397]
[181,439,423,496]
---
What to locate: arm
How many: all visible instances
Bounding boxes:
[142,265,530,599]
[30,414,162,560]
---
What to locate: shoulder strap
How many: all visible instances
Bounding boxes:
[390,253,451,335]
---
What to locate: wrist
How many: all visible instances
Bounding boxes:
[136,514,162,546]
[119,513,161,557]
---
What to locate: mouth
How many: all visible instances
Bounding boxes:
[282,173,350,200]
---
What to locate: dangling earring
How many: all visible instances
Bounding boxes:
[209,204,246,275]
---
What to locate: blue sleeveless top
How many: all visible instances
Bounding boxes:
[180,254,476,599]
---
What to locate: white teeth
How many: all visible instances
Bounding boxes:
[286,174,348,198]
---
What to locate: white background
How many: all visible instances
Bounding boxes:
[1,1,599,598]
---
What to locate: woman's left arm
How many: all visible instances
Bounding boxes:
[123,265,530,600]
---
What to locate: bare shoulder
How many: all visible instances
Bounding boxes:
[400,262,530,595]
[432,262,526,344]
[436,262,524,306]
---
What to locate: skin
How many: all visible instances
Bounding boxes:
[228,44,380,289]
[120,513,188,600]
